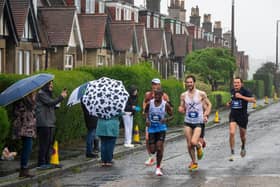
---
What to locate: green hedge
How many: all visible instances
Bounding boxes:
[0,107,10,151]
[209,91,231,109]
[255,80,264,99]
[253,73,273,97]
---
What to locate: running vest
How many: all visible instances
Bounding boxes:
[148,99,167,133]
[184,90,204,124]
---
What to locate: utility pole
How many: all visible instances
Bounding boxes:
[231,0,235,56]
[276,20,280,70]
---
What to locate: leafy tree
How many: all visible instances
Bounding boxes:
[185,48,236,90]
[256,61,277,74]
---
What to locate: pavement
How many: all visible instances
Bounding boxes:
[0,98,276,187]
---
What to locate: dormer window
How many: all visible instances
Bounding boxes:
[23,18,33,39]
[147,15,150,28]
[75,0,81,13]
[99,1,105,14]
[86,0,95,14]
[153,16,159,28]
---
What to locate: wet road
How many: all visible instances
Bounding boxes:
[49,102,280,187]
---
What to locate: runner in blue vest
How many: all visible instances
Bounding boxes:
[144,89,173,176]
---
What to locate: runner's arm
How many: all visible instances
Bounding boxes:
[178,92,186,114]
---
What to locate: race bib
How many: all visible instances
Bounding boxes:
[231,100,242,109]
[188,111,198,118]
[151,114,161,122]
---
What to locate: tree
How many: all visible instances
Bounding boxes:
[185,48,236,91]
[256,61,276,75]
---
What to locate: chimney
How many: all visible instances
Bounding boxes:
[190,6,200,27]
[146,0,161,13]
[202,14,212,33]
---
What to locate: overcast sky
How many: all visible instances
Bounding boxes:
[135,0,280,65]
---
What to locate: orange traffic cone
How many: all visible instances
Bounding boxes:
[50,140,60,166]
[133,124,141,144]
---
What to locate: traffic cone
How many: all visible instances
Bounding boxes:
[274,93,278,101]
[252,102,257,109]
[50,140,60,166]
[214,111,220,123]
[264,96,269,104]
[133,124,140,144]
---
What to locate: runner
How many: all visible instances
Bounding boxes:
[144,89,173,176]
[178,75,211,171]
[227,77,256,161]
[143,78,170,166]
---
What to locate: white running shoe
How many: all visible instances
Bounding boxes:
[145,156,155,166]
[228,154,234,161]
[155,168,163,176]
[124,144,135,148]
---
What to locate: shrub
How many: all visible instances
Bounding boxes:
[209,91,231,109]
[0,107,10,151]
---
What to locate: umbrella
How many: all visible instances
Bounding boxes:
[67,82,88,106]
[82,77,129,119]
[0,73,54,106]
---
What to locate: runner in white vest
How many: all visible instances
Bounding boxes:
[178,75,211,171]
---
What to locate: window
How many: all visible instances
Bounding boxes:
[153,16,159,28]
[99,1,105,13]
[134,11,138,23]
[33,54,41,72]
[161,19,164,29]
[24,51,30,75]
[86,0,95,14]
[116,7,121,20]
[75,0,81,13]
[125,57,131,66]
[174,62,179,79]
[97,55,105,67]
[22,17,33,39]
[170,22,174,34]
[64,55,73,70]
[17,50,23,74]
[176,23,181,34]
[147,15,150,28]
[0,15,3,35]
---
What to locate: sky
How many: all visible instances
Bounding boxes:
[134,0,280,78]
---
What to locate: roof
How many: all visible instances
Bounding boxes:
[39,7,75,46]
[109,22,135,52]
[78,14,107,49]
[47,0,65,6]
[146,28,164,54]
[9,0,29,38]
[173,34,187,57]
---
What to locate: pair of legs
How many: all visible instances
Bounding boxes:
[229,121,247,154]
[122,113,134,146]
[19,137,34,178]
[148,131,166,168]
[86,128,99,156]
[37,127,55,167]
[184,123,203,165]
[99,136,116,166]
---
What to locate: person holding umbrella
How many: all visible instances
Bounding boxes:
[35,80,67,169]
[13,91,37,178]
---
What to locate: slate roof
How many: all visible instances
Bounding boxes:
[109,22,135,52]
[146,28,164,55]
[173,34,187,57]
[39,7,75,46]
[78,14,107,49]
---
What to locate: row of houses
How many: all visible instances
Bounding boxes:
[0,0,249,80]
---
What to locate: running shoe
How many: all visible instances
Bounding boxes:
[145,156,155,166]
[189,162,198,171]
[155,168,163,176]
[240,148,246,157]
[228,154,234,161]
[197,144,204,160]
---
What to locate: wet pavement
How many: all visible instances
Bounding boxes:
[0,98,277,187]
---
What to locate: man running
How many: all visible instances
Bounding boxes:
[178,75,211,171]
[143,78,170,166]
[227,77,256,161]
[144,89,173,176]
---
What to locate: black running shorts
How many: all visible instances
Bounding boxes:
[148,131,166,145]
[229,112,248,129]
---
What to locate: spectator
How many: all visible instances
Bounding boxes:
[35,81,67,169]
[13,91,37,178]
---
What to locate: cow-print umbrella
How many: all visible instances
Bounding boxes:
[82,77,129,119]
